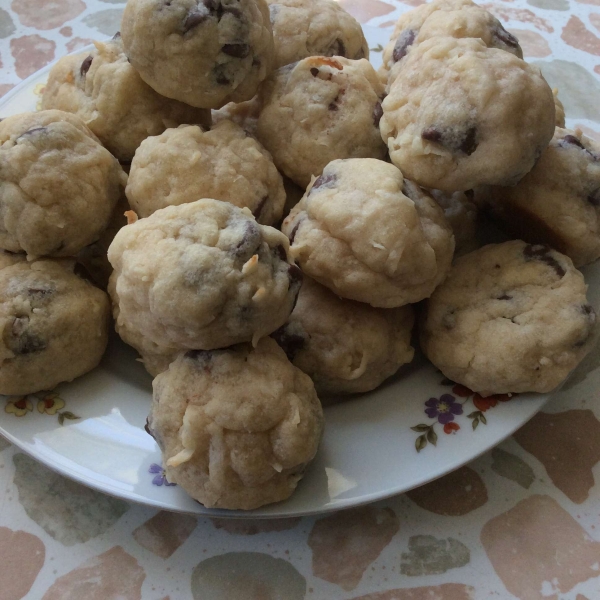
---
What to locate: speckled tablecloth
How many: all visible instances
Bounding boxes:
[2,1,600,599]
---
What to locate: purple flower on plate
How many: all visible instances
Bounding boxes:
[149,463,176,487]
[425,394,463,424]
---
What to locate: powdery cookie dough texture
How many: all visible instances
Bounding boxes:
[485,128,600,268]
[272,277,415,398]
[282,159,454,307]
[121,0,274,109]
[380,0,522,86]
[257,56,387,188]
[0,260,110,396]
[0,110,126,258]
[148,338,324,510]
[380,37,555,192]
[108,199,301,358]
[266,0,368,69]
[421,240,596,394]
[41,36,211,162]
[126,120,285,224]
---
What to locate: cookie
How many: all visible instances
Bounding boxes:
[41,36,210,162]
[77,194,130,289]
[380,37,555,192]
[267,0,368,69]
[484,128,600,267]
[380,0,522,86]
[147,338,323,510]
[553,88,566,128]
[421,240,596,394]
[430,189,479,257]
[257,56,387,187]
[108,199,301,354]
[126,120,285,224]
[272,276,415,398]
[281,158,454,307]
[121,0,274,109]
[0,110,126,258]
[0,260,110,395]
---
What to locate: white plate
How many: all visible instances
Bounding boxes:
[0,28,595,518]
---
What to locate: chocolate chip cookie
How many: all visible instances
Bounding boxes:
[484,128,600,267]
[272,276,415,398]
[267,0,368,69]
[148,337,323,509]
[281,158,454,307]
[126,120,285,224]
[421,240,596,394]
[0,260,110,395]
[41,35,211,162]
[380,37,555,192]
[257,56,387,188]
[121,0,275,109]
[108,199,301,356]
[0,110,126,258]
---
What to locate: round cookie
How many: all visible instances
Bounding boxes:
[0,110,126,258]
[272,277,415,398]
[0,260,110,395]
[484,128,600,268]
[430,189,479,257]
[380,37,555,192]
[282,159,455,307]
[266,0,369,69]
[147,338,323,510]
[121,0,274,109]
[41,36,211,162]
[380,0,522,86]
[126,120,285,224]
[257,56,387,188]
[108,199,302,353]
[421,240,596,394]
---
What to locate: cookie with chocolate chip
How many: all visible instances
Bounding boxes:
[257,56,387,188]
[148,337,323,509]
[484,128,600,267]
[281,158,454,307]
[380,0,522,87]
[421,240,596,394]
[41,36,210,162]
[0,110,126,258]
[272,276,415,398]
[0,260,110,395]
[126,120,285,224]
[108,199,301,359]
[380,37,555,192]
[266,0,368,69]
[121,0,274,109]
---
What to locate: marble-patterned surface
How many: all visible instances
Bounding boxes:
[2,0,600,598]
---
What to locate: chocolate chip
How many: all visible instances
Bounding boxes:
[222,43,250,58]
[494,25,520,49]
[561,134,585,149]
[10,317,46,355]
[310,67,319,77]
[288,221,302,244]
[214,66,231,85]
[523,244,566,277]
[373,102,383,127]
[253,196,268,220]
[328,102,338,111]
[273,244,287,262]
[288,264,302,285]
[233,220,262,261]
[183,10,209,33]
[421,125,478,156]
[392,29,416,63]
[271,325,306,361]
[310,173,337,193]
[80,55,93,77]
[496,293,512,300]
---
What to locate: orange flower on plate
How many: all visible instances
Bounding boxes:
[37,394,65,415]
[473,394,498,412]
[5,397,33,417]
[444,422,460,434]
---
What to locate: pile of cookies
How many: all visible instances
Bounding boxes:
[0,0,598,510]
